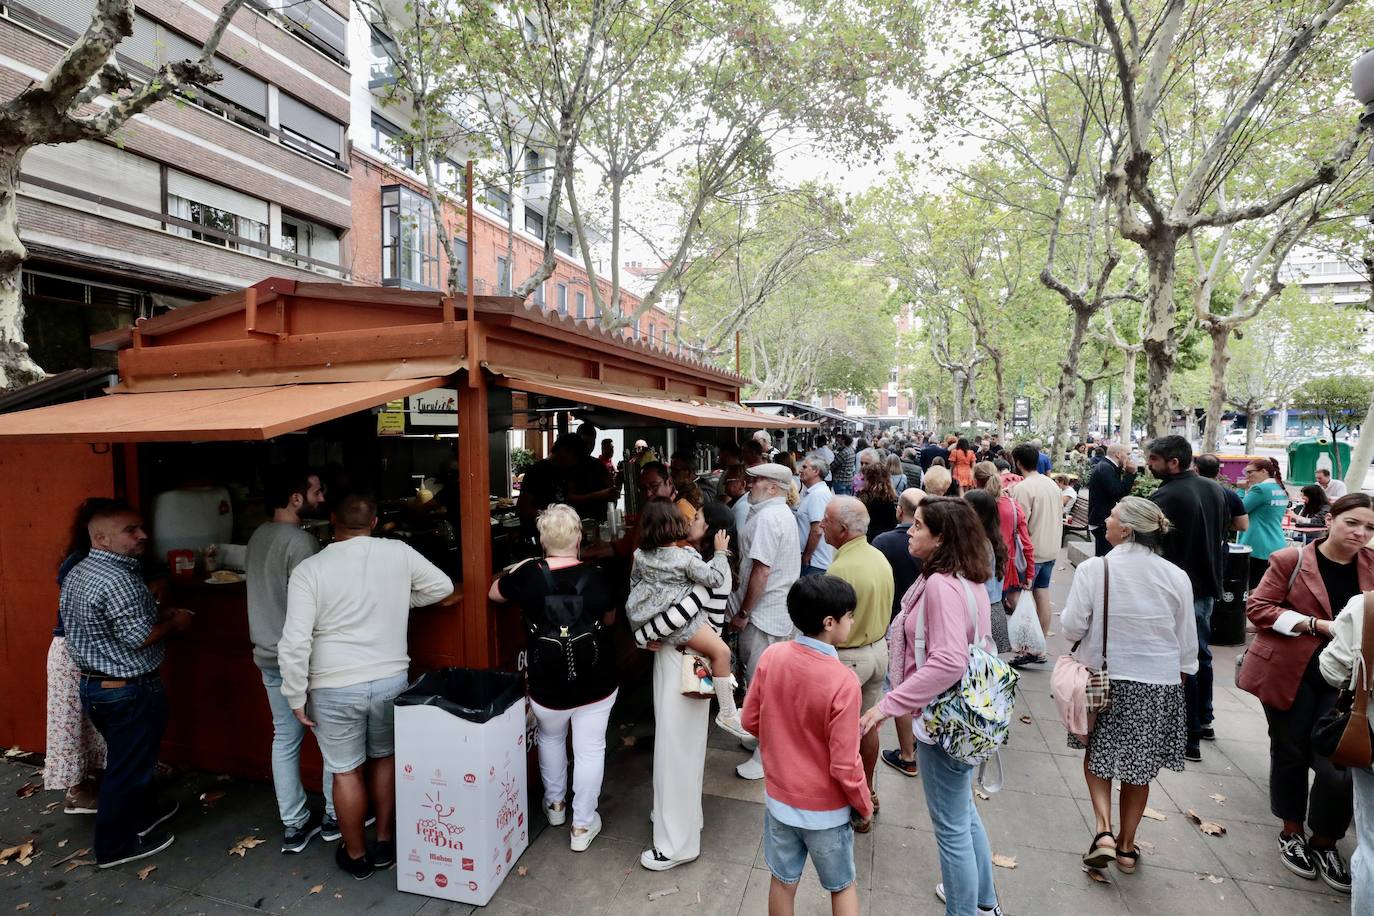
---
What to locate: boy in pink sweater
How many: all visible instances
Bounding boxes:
[742,576,873,916]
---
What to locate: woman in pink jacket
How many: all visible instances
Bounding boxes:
[860,497,1003,916]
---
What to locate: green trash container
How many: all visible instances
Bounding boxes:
[1285,437,1352,487]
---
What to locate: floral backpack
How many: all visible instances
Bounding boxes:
[914,578,1020,768]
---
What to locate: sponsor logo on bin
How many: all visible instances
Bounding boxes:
[434,874,448,889]
[464,773,476,784]
[468,881,479,892]
[462,857,474,871]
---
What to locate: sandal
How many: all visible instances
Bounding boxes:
[1082,830,1116,869]
[1115,845,1140,874]
[871,791,881,813]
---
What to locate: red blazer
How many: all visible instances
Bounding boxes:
[1238,542,1374,710]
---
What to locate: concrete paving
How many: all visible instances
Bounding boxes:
[0,551,1357,914]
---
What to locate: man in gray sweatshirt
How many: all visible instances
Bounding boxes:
[246,468,332,854]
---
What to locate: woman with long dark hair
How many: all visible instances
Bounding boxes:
[965,489,1011,654]
[1291,484,1331,545]
[859,463,899,542]
[949,437,978,491]
[860,497,1002,914]
[45,498,123,813]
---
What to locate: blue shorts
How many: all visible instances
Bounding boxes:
[763,809,856,892]
[1032,559,1056,590]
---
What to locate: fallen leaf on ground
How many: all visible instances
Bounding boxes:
[14,783,38,798]
[516,866,528,877]
[1082,866,1111,883]
[0,842,34,866]
[1185,809,1227,836]
[63,859,93,873]
[42,801,59,814]
[974,789,990,800]
[56,840,67,849]
[15,903,29,911]
[308,885,323,895]
[136,865,156,880]
[199,790,226,807]
[1200,873,1224,884]
[647,886,679,901]
[50,847,89,868]
[1209,793,1227,805]
[992,853,1017,869]
[1141,807,1168,821]
[1019,715,1032,724]
[228,835,266,857]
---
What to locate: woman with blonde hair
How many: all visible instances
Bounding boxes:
[1061,496,1198,875]
[923,465,952,497]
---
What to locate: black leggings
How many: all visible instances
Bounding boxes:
[1262,652,1353,839]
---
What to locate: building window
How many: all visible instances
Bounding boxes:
[168,195,267,251]
[279,94,342,166]
[576,291,586,319]
[524,148,544,186]
[524,206,544,237]
[556,225,574,255]
[370,114,413,169]
[888,394,897,408]
[556,283,568,314]
[889,368,898,384]
[533,282,545,308]
[847,394,861,408]
[280,212,342,276]
[497,256,510,294]
[486,186,510,218]
[381,185,439,290]
[368,26,398,88]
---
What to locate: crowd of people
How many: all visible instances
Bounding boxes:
[41,426,1374,915]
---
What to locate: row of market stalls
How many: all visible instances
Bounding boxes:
[0,278,810,781]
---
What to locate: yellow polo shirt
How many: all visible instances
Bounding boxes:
[827,537,895,649]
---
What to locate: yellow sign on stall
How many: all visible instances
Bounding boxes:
[376,399,406,436]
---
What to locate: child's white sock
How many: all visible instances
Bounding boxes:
[714,674,738,719]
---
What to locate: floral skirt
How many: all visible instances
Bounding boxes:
[1067,679,1185,785]
[44,637,106,790]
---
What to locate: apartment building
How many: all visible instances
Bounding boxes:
[1280,252,1371,306]
[3,0,352,371]
[347,7,674,347]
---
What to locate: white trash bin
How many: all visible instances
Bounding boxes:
[394,669,528,906]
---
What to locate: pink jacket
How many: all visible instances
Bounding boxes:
[741,640,873,819]
[879,572,992,720]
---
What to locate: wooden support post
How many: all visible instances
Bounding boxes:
[465,160,479,389]
[456,368,494,668]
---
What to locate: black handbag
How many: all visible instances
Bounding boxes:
[1311,593,1374,769]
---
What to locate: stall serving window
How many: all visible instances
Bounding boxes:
[381,185,440,290]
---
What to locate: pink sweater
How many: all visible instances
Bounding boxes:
[741,640,873,819]
[878,573,992,720]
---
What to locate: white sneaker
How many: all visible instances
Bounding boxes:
[545,802,566,826]
[570,814,600,852]
[640,847,698,871]
[740,735,759,752]
[714,711,753,741]
[735,754,765,780]
[935,883,1003,915]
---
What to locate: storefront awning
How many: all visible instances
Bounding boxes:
[493,376,815,429]
[0,377,448,443]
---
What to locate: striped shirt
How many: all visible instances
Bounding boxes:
[61,550,162,678]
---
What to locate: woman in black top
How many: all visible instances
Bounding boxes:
[1291,485,1332,545]
[859,464,899,542]
[489,503,616,852]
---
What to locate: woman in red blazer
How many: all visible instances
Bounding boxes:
[1239,493,1374,894]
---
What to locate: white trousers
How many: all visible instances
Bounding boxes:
[651,649,710,861]
[530,689,618,830]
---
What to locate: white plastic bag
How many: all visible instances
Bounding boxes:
[1008,600,1047,657]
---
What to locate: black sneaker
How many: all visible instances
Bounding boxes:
[881,748,919,777]
[320,814,374,843]
[335,843,374,880]
[1009,654,1036,669]
[1184,743,1202,762]
[1200,726,1216,741]
[98,830,175,869]
[371,839,396,868]
[1278,833,1318,880]
[1312,844,1351,893]
[282,812,322,854]
[137,799,180,838]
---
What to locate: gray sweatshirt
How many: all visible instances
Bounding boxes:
[625,545,731,646]
[245,522,319,669]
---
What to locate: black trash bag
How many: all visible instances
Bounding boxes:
[395,668,523,724]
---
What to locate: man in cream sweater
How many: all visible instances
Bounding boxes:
[279,493,455,880]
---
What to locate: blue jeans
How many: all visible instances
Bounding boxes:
[261,667,336,828]
[917,741,998,916]
[79,674,168,862]
[832,483,853,496]
[1185,597,1214,740]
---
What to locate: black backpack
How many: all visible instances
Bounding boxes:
[527,562,600,684]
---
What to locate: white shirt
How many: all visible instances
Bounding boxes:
[796,481,835,570]
[731,496,800,637]
[1320,592,1373,714]
[279,537,453,709]
[1060,542,1199,685]
[1324,479,1349,501]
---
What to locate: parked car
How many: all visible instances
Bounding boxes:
[1224,429,1248,446]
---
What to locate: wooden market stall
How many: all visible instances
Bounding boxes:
[0,277,806,780]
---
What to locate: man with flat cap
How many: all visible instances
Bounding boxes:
[729,463,800,780]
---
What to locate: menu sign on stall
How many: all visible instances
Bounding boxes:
[377,399,406,436]
[409,389,459,428]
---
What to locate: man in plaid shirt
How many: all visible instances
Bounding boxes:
[61,503,192,868]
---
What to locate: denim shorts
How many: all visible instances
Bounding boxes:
[1032,559,1056,590]
[309,672,410,773]
[763,809,856,892]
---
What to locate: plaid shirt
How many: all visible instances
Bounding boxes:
[60,550,163,678]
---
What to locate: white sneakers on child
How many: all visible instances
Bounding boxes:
[714,711,752,741]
